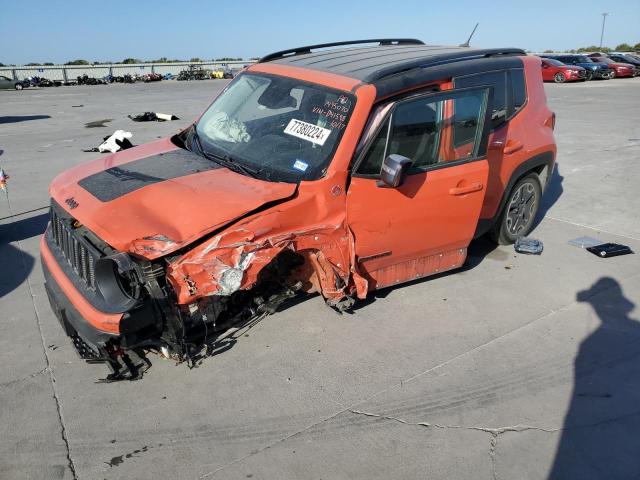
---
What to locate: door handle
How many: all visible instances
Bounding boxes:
[503,140,523,155]
[449,182,484,196]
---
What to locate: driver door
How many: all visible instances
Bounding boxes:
[347,87,492,290]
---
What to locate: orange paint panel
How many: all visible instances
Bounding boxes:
[479,56,556,219]
[40,236,122,334]
[347,159,488,290]
[371,248,467,289]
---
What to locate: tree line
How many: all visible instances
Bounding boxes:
[543,42,640,53]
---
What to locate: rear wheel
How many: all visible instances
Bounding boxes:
[554,72,566,83]
[490,173,542,245]
[14,83,23,90]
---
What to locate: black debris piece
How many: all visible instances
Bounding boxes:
[586,243,634,258]
[128,112,179,122]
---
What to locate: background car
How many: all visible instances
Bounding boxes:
[588,56,636,77]
[541,58,586,82]
[0,75,28,90]
[543,54,612,80]
[603,53,640,75]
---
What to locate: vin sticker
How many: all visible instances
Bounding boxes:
[284,119,331,146]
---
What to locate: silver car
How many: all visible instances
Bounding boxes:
[0,75,27,90]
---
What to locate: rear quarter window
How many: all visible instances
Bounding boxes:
[454,71,507,129]
[510,69,526,111]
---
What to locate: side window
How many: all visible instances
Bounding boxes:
[356,88,489,176]
[454,71,507,129]
[510,69,527,112]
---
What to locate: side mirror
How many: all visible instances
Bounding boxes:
[379,154,412,188]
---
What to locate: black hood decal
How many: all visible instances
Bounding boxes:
[78,149,221,202]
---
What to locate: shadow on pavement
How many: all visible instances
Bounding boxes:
[537,163,564,223]
[0,115,51,124]
[549,277,640,479]
[0,213,49,298]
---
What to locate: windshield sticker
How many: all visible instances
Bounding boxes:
[284,119,332,146]
[292,159,309,172]
[311,95,352,130]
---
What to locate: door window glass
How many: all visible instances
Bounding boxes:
[357,88,488,175]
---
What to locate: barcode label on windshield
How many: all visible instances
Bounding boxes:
[284,119,331,146]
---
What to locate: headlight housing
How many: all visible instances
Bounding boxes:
[95,253,144,311]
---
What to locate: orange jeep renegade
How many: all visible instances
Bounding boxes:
[41,39,556,378]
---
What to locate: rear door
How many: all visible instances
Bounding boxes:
[347,87,492,290]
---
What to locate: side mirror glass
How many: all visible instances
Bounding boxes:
[379,154,412,188]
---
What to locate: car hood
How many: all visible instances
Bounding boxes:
[49,138,297,259]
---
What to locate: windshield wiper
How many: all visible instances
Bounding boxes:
[190,124,262,179]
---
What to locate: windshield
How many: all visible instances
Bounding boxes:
[546,59,565,67]
[576,56,593,63]
[594,58,613,64]
[195,72,356,183]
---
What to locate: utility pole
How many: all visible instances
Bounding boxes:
[599,13,609,49]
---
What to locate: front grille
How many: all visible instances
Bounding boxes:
[50,207,98,291]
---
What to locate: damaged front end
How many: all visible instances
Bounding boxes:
[43,199,365,381]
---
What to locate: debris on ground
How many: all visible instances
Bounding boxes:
[83,130,134,153]
[514,237,543,254]
[586,243,633,258]
[568,236,602,249]
[128,112,179,122]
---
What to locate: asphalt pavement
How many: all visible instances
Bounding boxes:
[1,77,639,480]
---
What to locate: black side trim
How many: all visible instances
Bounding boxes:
[373,56,524,101]
[474,151,555,238]
[78,149,221,202]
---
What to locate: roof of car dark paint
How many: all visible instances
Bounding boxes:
[269,44,526,82]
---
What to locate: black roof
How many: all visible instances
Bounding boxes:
[260,40,525,83]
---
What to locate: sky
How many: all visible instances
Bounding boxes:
[1,0,639,65]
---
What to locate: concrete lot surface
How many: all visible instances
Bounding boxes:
[1,78,639,479]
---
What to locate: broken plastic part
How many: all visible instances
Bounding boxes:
[514,237,543,255]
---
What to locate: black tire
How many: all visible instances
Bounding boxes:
[489,173,542,245]
[585,70,594,81]
[14,83,23,90]
[554,72,566,83]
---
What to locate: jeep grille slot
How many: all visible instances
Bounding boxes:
[51,208,97,291]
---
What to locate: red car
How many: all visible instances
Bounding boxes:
[541,58,587,83]
[589,56,636,78]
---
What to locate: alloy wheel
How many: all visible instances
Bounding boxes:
[506,182,537,236]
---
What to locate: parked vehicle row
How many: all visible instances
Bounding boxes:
[540,52,640,83]
[1,67,244,90]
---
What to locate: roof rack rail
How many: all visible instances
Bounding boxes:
[365,48,526,82]
[258,38,425,63]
